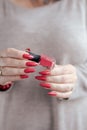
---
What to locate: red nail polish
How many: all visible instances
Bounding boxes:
[26,62,38,66]
[26,48,31,52]
[1,84,10,90]
[4,85,10,89]
[23,54,33,59]
[35,76,46,81]
[40,54,55,69]
[40,82,51,88]
[24,68,35,73]
[20,75,29,79]
[48,91,57,96]
[3,86,7,89]
[0,83,12,91]
[6,83,12,88]
[39,70,50,75]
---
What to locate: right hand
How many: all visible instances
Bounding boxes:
[0,48,38,85]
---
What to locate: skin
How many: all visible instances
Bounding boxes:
[0,48,77,98]
[39,65,77,98]
[11,0,56,8]
[0,48,37,85]
[5,1,77,98]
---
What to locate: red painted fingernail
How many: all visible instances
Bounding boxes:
[23,54,33,59]
[40,82,51,88]
[20,75,29,79]
[26,48,31,52]
[26,62,38,66]
[48,91,57,96]
[0,83,12,91]
[24,68,35,73]
[35,76,46,81]
[2,84,11,89]
[3,86,7,89]
[6,83,12,88]
[39,70,50,75]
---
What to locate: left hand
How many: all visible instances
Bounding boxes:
[35,64,77,99]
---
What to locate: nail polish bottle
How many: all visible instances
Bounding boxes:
[27,50,69,100]
[27,51,56,69]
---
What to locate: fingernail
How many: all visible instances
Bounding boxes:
[35,76,46,81]
[25,48,31,52]
[20,75,29,79]
[0,83,12,91]
[24,68,35,73]
[2,86,7,89]
[26,62,38,66]
[39,70,50,75]
[1,83,12,89]
[2,83,12,90]
[40,82,51,88]
[48,91,57,96]
[6,83,12,88]
[23,54,33,59]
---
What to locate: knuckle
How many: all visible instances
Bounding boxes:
[67,64,73,68]
[66,85,73,91]
[59,65,76,75]
[63,65,71,73]
[67,64,72,68]
[67,64,76,72]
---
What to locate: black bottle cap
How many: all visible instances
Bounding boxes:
[29,52,41,63]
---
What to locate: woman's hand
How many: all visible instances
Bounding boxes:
[0,48,38,85]
[35,64,77,99]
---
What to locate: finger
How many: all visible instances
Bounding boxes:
[48,91,72,98]
[0,75,29,85]
[1,67,35,76]
[39,64,76,76]
[4,81,13,85]
[40,82,74,92]
[47,74,77,83]
[0,48,33,59]
[0,58,38,67]
[35,74,77,84]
